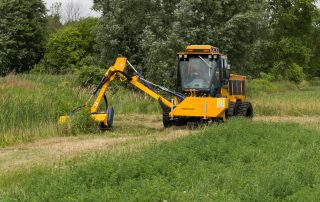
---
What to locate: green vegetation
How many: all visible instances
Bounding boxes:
[0,74,319,147]
[1,119,320,201]
[95,0,320,85]
[1,1,320,201]
[0,75,86,146]
[1,0,319,83]
[251,86,320,116]
[0,75,160,147]
[247,78,320,116]
[268,0,317,83]
[33,18,98,74]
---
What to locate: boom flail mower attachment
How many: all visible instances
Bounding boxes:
[59,45,253,130]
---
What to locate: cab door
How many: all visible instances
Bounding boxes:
[221,56,230,84]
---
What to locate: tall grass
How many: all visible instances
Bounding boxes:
[1,119,320,201]
[1,74,319,147]
[0,75,160,147]
[0,75,88,146]
[247,79,320,116]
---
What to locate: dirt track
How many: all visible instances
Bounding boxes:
[0,115,319,176]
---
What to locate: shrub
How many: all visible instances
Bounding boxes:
[75,65,106,87]
[271,61,305,84]
[34,18,98,74]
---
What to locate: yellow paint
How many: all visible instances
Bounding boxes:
[91,114,108,125]
[59,116,70,125]
[90,57,128,114]
[130,76,172,107]
[171,97,228,118]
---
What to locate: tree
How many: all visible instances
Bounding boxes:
[47,2,63,34]
[95,0,268,86]
[95,0,181,86]
[308,8,320,77]
[64,0,82,23]
[163,0,269,76]
[33,18,98,74]
[268,0,318,82]
[94,0,319,85]
[0,0,47,75]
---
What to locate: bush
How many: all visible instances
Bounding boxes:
[75,65,106,87]
[34,18,98,74]
[247,78,298,96]
[271,62,305,84]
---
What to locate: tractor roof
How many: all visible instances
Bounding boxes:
[177,45,221,55]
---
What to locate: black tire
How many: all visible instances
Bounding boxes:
[163,112,173,128]
[99,106,114,131]
[237,102,253,118]
[227,102,237,118]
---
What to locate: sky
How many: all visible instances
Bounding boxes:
[44,0,101,18]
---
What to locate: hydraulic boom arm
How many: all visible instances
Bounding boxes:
[91,57,172,114]
[59,57,173,128]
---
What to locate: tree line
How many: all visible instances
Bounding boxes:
[0,0,319,85]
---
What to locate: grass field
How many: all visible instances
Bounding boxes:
[1,119,320,201]
[1,74,320,201]
[0,74,319,147]
[247,79,320,116]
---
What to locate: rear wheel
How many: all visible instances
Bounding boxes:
[237,102,253,118]
[162,112,173,128]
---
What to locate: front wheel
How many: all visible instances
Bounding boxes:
[99,106,115,131]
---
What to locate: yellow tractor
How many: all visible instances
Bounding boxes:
[60,45,253,129]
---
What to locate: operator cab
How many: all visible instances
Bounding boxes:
[177,45,230,97]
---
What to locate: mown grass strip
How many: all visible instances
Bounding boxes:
[1,119,320,201]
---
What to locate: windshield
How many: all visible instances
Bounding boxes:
[179,56,218,91]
